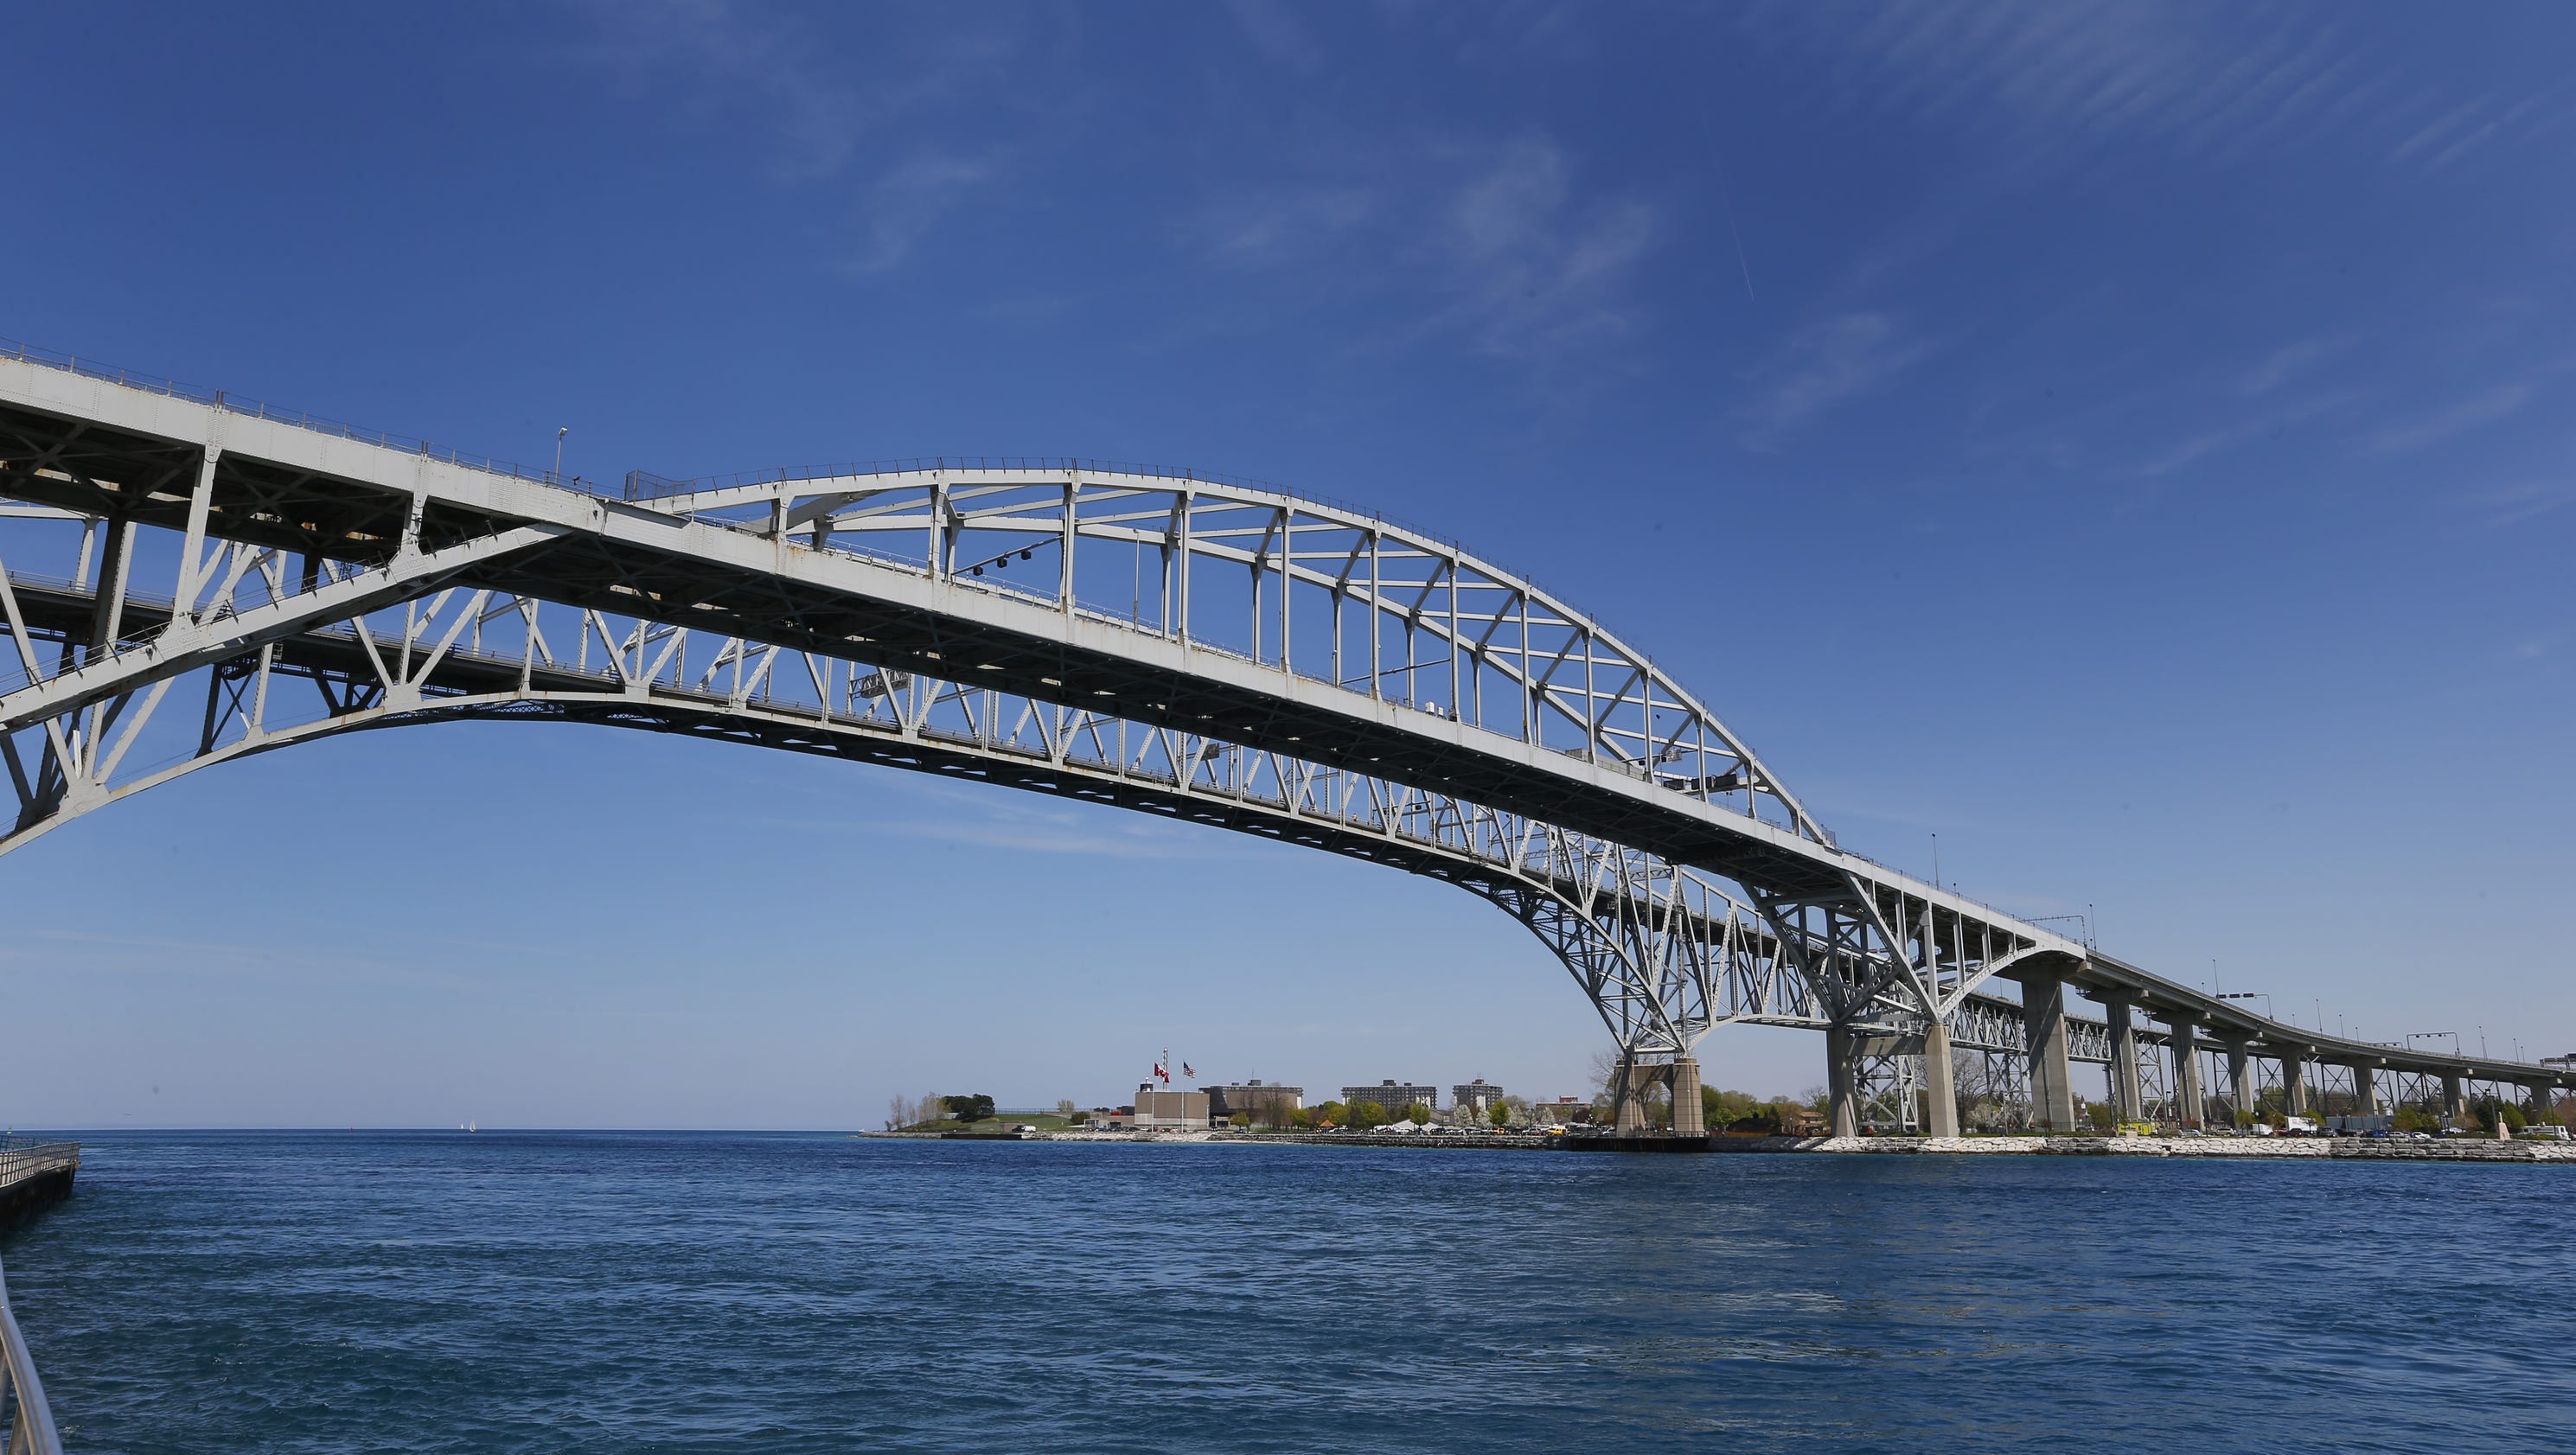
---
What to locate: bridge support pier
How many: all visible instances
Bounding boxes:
[2280,1051,2309,1118]
[2225,1040,2253,1129]
[2352,1064,2379,1122]
[2528,1082,2555,1123]
[1919,1017,1959,1138]
[2103,992,2142,1122]
[2442,1074,2467,1126]
[1670,1057,1704,1138]
[2012,971,2077,1133]
[1825,1026,1861,1138]
[2167,1014,2204,1127]
[1614,1056,1652,1135]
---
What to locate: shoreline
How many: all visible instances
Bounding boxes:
[862,1129,2576,1163]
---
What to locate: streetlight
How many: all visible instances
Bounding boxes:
[2217,991,2273,1022]
[553,426,569,484]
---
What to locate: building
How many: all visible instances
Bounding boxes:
[1526,1096,1595,1126]
[1206,1080,1303,1122]
[1130,1083,1208,1129]
[1451,1079,1505,1114]
[1342,1080,1440,1114]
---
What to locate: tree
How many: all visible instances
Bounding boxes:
[1055,1099,1078,1118]
[1489,1100,1512,1127]
[1312,1100,1346,1126]
[942,1093,996,1126]
[1347,1100,1390,1129]
[1401,1101,1434,1125]
[1704,1087,1759,1129]
[1241,1086,1299,1128]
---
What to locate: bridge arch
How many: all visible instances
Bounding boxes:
[3,341,2566,1134]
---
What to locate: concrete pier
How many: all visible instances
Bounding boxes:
[2167,1014,2205,1127]
[2281,1050,2309,1117]
[1826,1026,1862,1139]
[1920,1018,1959,1138]
[2104,992,2143,1121]
[1614,1055,1650,1135]
[2226,1040,2254,1128]
[2014,971,2078,1133]
[1669,1057,1705,1138]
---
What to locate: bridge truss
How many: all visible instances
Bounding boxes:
[0,340,2565,1138]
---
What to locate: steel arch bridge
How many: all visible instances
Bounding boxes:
[0,341,2566,1136]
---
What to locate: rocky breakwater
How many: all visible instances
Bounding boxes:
[1709,1134,2576,1162]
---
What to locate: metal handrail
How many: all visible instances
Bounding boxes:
[0,1249,61,1455]
[0,1140,74,1455]
[0,335,572,491]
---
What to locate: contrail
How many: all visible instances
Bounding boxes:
[1701,105,1757,304]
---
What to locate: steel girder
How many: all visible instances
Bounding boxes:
[1,345,2569,1105]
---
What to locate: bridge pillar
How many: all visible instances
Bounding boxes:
[2528,1082,2556,1123]
[1825,1026,1862,1138]
[1920,1017,1959,1138]
[1614,1056,1652,1136]
[2351,1064,2379,1122]
[2102,992,2143,1122]
[2166,1015,2204,1127]
[1670,1057,1705,1138]
[2280,1050,2309,1118]
[2442,1074,2467,1126]
[2011,972,2077,1133]
[2224,1040,2254,1129]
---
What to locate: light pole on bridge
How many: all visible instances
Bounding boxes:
[2217,991,2272,1022]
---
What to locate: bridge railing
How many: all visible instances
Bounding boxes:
[0,335,574,492]
[0,1139,73,1455]
[0,1250,61,1455]
[0,1141,78,1193]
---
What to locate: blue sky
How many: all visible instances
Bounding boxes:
[5,3,2573,1126]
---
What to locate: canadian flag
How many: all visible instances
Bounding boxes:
[1154,1062,1170,1084]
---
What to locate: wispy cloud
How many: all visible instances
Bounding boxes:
[575,2,1027,268]
[1427,138,1661,358]
[2138,389,2355,477]
[2460,480,2576,529]
[1188,133,1663,365]
[2237,335,2360,398]
[2362,384,2534,456]
[848,151,1005,273]
[1223,0,1325,73]
[1734,313,1935,449]
[1748,3,2555,176]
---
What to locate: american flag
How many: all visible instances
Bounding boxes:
[1181,1063,1196,1079]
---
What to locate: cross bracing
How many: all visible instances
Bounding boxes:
[0,343,2566,1135]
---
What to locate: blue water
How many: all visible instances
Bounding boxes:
[3,1133,2567,1453]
